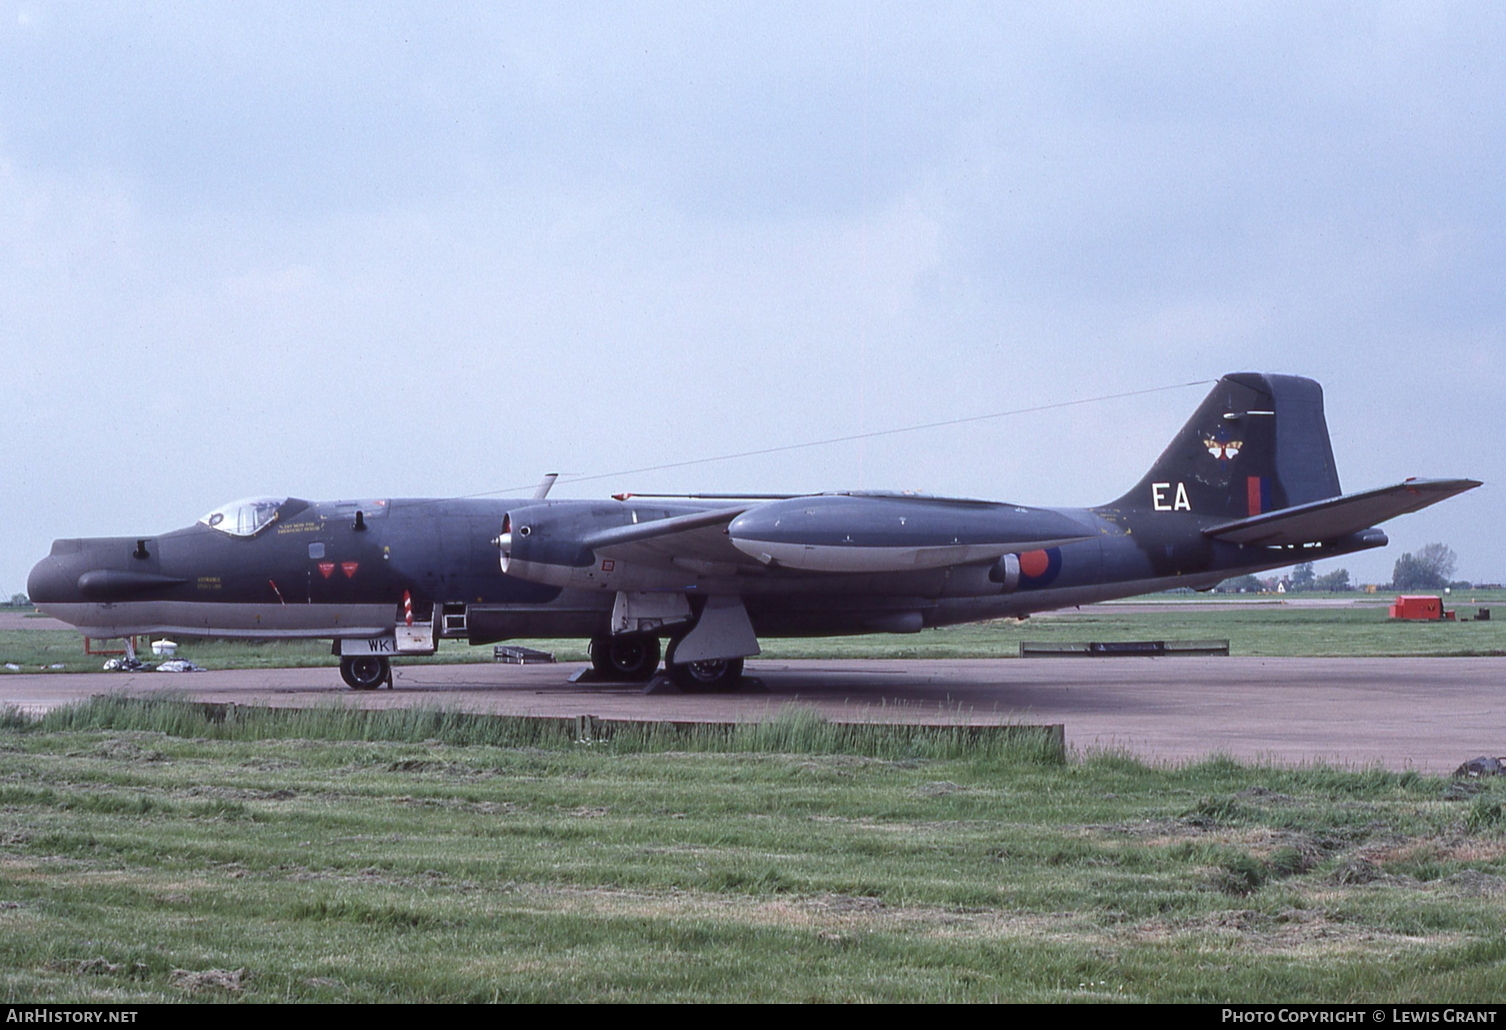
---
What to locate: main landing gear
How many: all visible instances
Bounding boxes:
[340,654,391,690]
[665,656,745,692]
[584,633,747,691]
[588,634,662,681]
[663,636,745,693]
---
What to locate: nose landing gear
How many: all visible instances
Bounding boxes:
[340,654,391,690]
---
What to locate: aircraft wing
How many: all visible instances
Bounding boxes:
[585,506,765,574]
[580,494,1098,576]
[1202,478,1481,546]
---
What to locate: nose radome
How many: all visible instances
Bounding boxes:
[27,553,73,604]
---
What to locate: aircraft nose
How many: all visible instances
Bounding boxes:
[27,553,76,604]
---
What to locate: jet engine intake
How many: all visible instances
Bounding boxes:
[495,504,596,587]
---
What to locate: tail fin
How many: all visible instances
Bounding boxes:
[1107,373,1341,517]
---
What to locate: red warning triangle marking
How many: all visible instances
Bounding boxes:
[341,562,359,578]
[318,562,335,579]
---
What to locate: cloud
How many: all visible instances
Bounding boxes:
[1,3,1501,591]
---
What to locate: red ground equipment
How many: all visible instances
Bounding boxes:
[1389,595,1455,620]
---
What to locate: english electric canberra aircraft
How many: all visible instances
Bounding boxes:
[29,374,1479,690]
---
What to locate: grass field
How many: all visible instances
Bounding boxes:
[3,595,1505,675]
[2,698,1505,1002]
[4,600,1502,1002]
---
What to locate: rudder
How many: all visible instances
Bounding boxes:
[1106,373,1341,518]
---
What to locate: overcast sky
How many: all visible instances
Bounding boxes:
[2,1,1501,595]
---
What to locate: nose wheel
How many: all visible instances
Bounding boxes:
[340,654,391,690]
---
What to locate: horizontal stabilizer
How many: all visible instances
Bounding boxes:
[1203,478,1481,546]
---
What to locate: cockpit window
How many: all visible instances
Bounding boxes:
[198,497,287,537]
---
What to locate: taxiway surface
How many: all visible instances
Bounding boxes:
[4,656,1503,773]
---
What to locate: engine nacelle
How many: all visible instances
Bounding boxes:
[496,501,735,592]
[726,495,1091,573]
[495,504,594,588]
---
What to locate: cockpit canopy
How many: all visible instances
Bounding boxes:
[198,497,289,537]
